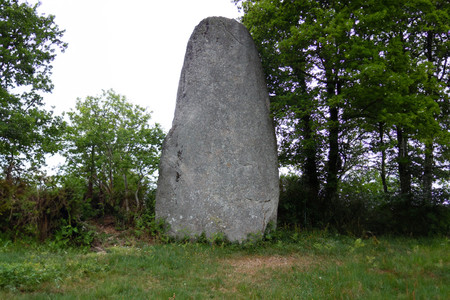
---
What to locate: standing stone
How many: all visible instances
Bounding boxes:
[155,16,279,242]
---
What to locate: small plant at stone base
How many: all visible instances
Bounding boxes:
[241,232,264,249]
[263,220,277,241]
[133,211,153,238]
[150,218,170,242]
[176,229,193,244]
[195,232,209,244]
[134,212,169,243]
[208,232,229,246]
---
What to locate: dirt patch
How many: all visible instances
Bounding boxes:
[215,254,320,295]
[87,216,162,252]
[222,254,316,276]
[91,215,117,235]
[87,216,136,250]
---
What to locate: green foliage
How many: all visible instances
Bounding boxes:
[1,87,165,242]
[0,0,71,242]
[51,221,94,249]
[0,0,67,93]
[0,174,96,241]
[207,232,230,247]
[236,0,449,231]
[63,89,165,219]
[0,0,67,180]
[133,210,168,243]
[278,173,450,236]
[278,174,310,227]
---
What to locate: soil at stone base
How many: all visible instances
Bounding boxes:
[87,215,155,252]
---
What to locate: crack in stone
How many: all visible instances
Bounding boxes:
[219,20,244,46]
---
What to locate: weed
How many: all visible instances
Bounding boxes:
[134,213,169,242]
[208,231,229,246]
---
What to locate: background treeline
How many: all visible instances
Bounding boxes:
[0,0,448,244]
[236,0,449,235]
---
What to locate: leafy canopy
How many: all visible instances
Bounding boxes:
[64,89,165,213]
[0,0,67,179]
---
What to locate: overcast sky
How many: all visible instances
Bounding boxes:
[36,0,242,132]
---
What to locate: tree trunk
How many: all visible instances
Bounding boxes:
[123,173,129,212]
[292,70,321,225]
[5,162,13,182]
[396,126,411,197]
[326,106,339,203]
[301,112,320,225]
[378,123,388,194]
[423,140,433,202]
[325,80,340,212]
[422,30,434,203]
[135,188,140,209]
[5,153,15,182]
[106,146,114,207]
[86,146,95,201]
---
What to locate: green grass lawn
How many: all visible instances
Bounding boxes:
[1,231,448,299]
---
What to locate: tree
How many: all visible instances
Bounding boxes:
[236,0,375,224]
[235,0,449,230]
[64,90,165,216]
[344,0,449,201]
[0,0,67,180]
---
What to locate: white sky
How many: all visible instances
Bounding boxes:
[36,0,242,132]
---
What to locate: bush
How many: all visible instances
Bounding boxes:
[52,221,95,248]
[278,174,450,236]
[0,175,92,242]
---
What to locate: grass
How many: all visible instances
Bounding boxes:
[0,231,448,299]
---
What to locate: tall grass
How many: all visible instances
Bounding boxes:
[1,231,448,299]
